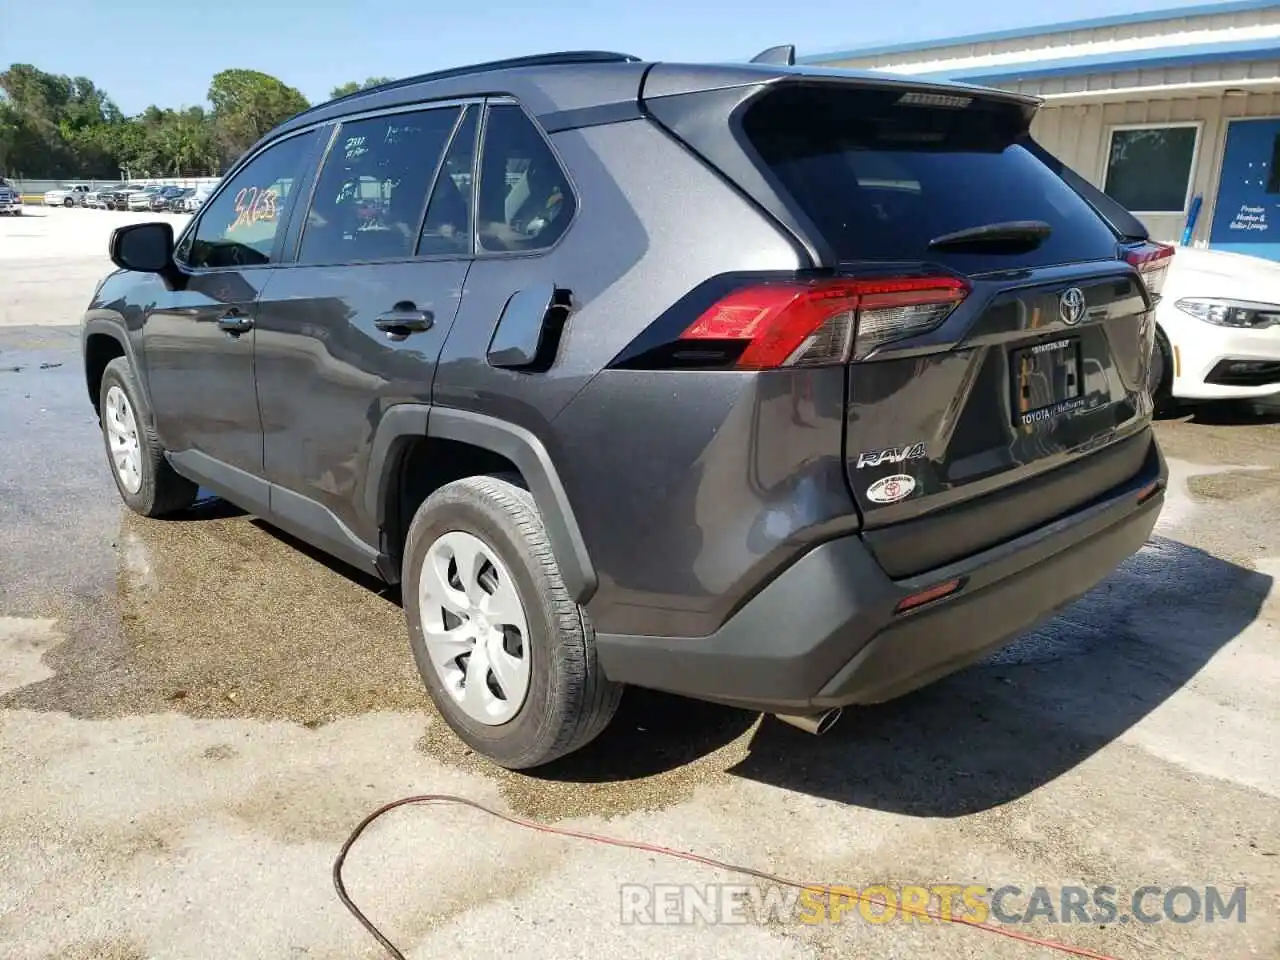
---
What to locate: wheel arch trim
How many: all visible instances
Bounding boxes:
[367,404,598,603]
[82,318,151,417]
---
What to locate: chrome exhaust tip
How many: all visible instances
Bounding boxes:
[773,707,843,736]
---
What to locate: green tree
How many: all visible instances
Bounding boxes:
[208,68,309,165]
[0,64,77,175]
[330,76,394,99]
[0,62,307,178]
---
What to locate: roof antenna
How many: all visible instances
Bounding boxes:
[750,44,796,66]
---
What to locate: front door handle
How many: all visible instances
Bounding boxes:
[375,303,434,337]
[216,309,254,335]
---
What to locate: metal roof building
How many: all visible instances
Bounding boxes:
[803,0,1280,259]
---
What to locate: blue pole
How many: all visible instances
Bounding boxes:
[1182,194,1203,246]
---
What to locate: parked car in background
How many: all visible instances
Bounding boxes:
[127,185,166,211]
[0,178,23,215]
[44,184,92,207]
[84,185,119,209]
[80,51,1169,769]
[181,183,216,212]
[101,185,145,210]
[1150,246,1280,406]
[151,186,191,211]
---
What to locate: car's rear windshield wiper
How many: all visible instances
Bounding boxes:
[927,220,1052,250]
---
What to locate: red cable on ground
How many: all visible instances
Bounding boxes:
[333,793,1126,960]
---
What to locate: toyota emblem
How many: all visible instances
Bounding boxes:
[1059,287,1087,326]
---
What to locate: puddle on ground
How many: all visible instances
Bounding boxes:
[0,503,424,725]
[2,500,759,821]
[46,938,150,960]
[1186,467,1280,503]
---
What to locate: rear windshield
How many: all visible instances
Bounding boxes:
[741,84,1121,272]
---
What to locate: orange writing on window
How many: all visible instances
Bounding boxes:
[228,185,279,232]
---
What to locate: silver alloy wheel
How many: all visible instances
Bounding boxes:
[418,530,531,725]
[103,384,143,494]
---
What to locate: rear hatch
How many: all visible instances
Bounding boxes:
[645,74,1166,578]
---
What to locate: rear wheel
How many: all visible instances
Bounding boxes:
[402,475,622,769]
[98,357,198,517]
[63,197,73,208]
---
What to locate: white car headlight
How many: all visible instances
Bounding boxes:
[1174,298,1280,329]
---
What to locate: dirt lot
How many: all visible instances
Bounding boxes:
[1,208,1278,960]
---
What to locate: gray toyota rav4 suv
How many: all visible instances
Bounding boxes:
[82,51,1168,768]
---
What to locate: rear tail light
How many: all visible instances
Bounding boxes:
[895,577,963,613]
[675,276,970,369]
[1125,242,1174,301]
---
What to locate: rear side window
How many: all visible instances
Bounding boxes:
[298,106,461,264]
[475,103,575,253]
[741,85,1121,272]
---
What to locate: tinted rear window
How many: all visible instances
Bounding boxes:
[741,85,1120,272]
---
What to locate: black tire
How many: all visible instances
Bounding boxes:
[402,475,622,769]
[1149,326,1175,416]
[63,197,73,208]
[98,357,198,517]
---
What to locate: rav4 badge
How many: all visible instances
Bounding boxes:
[866,474,917,505]
[855,442,927,469]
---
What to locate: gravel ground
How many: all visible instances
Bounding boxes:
[1,209,1277,960]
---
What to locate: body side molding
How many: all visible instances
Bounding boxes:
[169,449,390,580]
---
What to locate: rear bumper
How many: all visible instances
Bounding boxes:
[595,435,1166,713]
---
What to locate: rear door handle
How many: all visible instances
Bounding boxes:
[375,304,434,337]
[216,309,254,335]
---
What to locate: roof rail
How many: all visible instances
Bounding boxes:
[750,44,796,66]
[311,50,643,116]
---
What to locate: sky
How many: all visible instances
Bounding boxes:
[0,0,1231,114]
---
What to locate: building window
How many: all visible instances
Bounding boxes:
[1104,125,1199,214]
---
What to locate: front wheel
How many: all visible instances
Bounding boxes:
[98,357,198,517]
[402,475,622,769]
[1148,327,1175,416]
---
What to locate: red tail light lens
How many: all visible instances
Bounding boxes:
[677,276,969,369]
[1125,242,1175,301]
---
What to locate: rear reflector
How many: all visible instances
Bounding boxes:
[677,276,969,369]
[1125,242,1175,301]
[895,578,962,613]
[1136,479,1162,504]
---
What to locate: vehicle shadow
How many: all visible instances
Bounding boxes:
[724,536,1269,816]
[528,687,758,782]
[246,515,401,600]
[182,495,1269,811]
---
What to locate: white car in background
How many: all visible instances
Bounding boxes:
[182,183,216,212]
[1151,246,1280,405]
[44,184,91,207]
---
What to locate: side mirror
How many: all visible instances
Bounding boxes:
[109,221,174,273]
